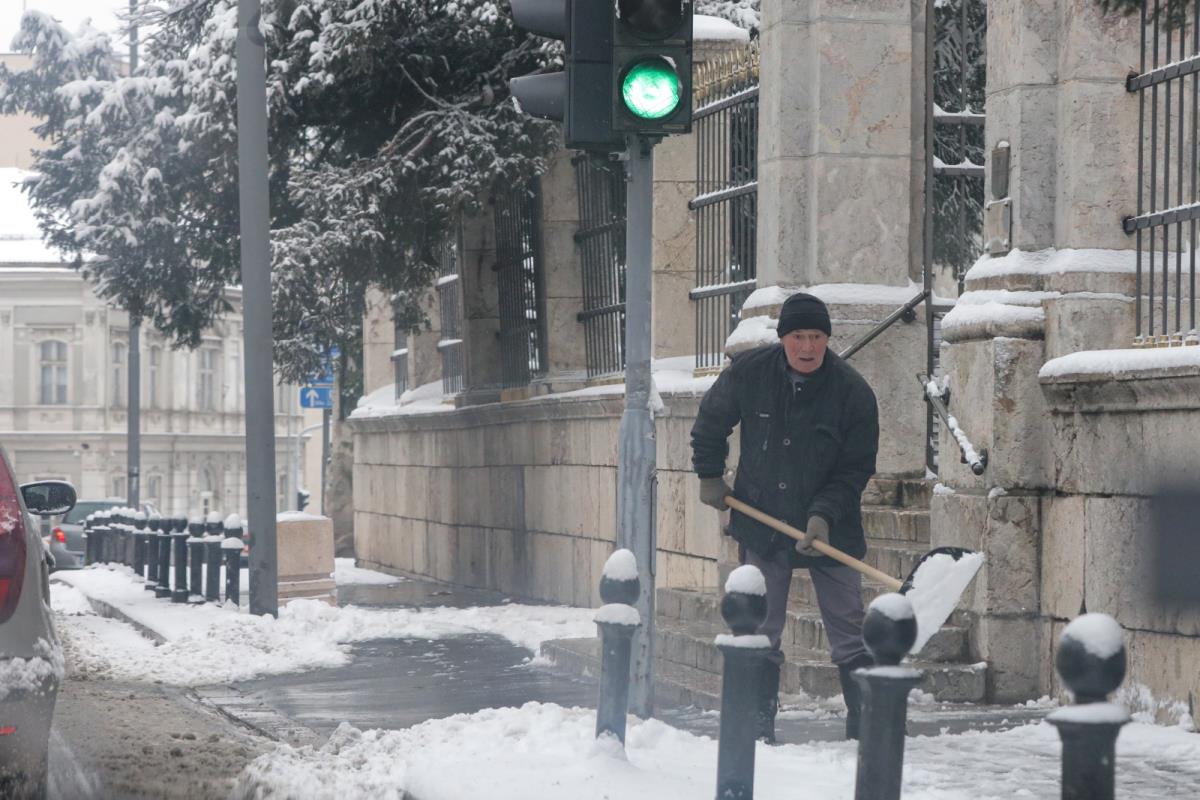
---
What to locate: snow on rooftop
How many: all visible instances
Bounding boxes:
[693,14,750,42]
[0,168,73,265]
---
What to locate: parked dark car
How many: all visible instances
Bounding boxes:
[0,445,76,797]
[50,498,158,571]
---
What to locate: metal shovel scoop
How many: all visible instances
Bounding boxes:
[724,496,984,655]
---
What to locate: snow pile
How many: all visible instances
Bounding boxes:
[725,314,777,351]
[231,702,1200,799]
[1061,613,1124,659]
[1039,346,1200,380]
[332,558,405,586]
[725,564,767,596]
[602,549,638,581]
[714,633,771,649]
[595,604,641,626]
[51,567,596,684]
[904,551,984,655]
[941,301,1045,340]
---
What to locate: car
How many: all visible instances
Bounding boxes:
[49,498,159,570]
[0,445,76,798]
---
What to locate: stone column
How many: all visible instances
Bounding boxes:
[361,285,396,396]
[532,148,589,392]
[931,0,1141,702]
[457,203,504,405]
[757,0,924,287]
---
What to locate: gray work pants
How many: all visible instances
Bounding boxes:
[742,544,868,668]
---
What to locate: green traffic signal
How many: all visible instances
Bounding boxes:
[621,58,681,120]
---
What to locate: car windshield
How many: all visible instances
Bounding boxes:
[61,500,121,524]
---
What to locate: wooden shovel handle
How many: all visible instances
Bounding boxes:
[724,496,904,592]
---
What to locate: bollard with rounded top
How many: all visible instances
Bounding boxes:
[222,514,245,606]
[594,549,641,745]
[153,513,173,599]
[170,514,190,603]
[132,512,147,576]
[204,511,224,603]
[93,511,111,564]
[714,565,771,800]
[132,510,148,567]
[187,516,206,602]
[83,513,97,566]
[853,593,923,800]
[1046,614,1130,800]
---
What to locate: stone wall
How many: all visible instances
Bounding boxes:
[350,390,730,606]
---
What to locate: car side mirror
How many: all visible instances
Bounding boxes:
[20,480,77,517]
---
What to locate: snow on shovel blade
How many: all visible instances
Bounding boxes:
[898,546,984,656]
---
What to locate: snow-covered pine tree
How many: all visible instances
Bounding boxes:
[0,0,557,382]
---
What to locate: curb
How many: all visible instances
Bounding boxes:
[55,577,325,749]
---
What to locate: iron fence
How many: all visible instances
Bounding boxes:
[689,43,759,372]
[574,154,628,378]
[1123,2,1200,346]
[930,0,987,292]
[494,180,548,388]
[437,219,466,395]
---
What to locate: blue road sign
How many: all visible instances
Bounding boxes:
[299,385,334,409]
[306,347,340,387]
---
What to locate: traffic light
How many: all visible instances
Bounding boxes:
[611,0,693,135]
[296,489,310,512]
[509,0,623,151]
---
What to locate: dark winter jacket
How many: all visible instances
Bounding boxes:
[690,344,880,568]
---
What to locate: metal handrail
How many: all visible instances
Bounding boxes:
[917,373,987,475]
[837,290,929,361]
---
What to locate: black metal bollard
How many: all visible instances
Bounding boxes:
[222,542,242,606]
[102,512,120,564]
[132,516,146,577]
[95,514,112,564]
[204,512,224,603]
[853,593,924,800]
[154,515,172,599]
[83,513,97,566]
[128,510,145,566]
[187,517,206,602]
[714,565,771,800]
[171,515,190,603]
[594,549,641,744]
[1046,614,1130,800]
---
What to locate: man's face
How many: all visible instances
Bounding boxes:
[781,329,829,374]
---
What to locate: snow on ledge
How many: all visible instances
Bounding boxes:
[1040,346,1200,380]
[694,14,750,42]
[278,511,328,523]
[869,592,914,621]
[742,282,927,312]
[725,564,767,596]
[714,633,771,649]
[725,314,777,351]
[965,248,1137,281]
[1062,613,1124,659]
[602,549,638,581]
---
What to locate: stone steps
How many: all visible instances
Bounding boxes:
[861,506,931,545]
[861,477,935,509]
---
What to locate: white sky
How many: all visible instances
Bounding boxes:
[1,0,127,54]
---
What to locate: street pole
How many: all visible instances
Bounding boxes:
[236,0,277,616]
[617,135,657,717]
[320,407,330,515]
[126,0,140,510]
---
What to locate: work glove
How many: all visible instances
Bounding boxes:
[699,476,732,510]
[795,515,830,556]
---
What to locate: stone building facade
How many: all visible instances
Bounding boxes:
[350,4,1198,724]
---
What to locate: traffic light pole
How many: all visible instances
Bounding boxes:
[618,135,657,717]
[236,0,278,616]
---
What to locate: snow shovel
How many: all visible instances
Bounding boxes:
[723,496,983,655]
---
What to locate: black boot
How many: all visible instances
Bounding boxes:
[838,654,873,740]
[756,659,781,744]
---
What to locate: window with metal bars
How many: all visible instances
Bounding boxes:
[574,154,628,378]
[1123,3,1200,346]
[689,44,760,372]
[437,219,466,395]
[494,180,548,388]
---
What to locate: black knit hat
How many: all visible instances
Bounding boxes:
[777,292,831,337]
